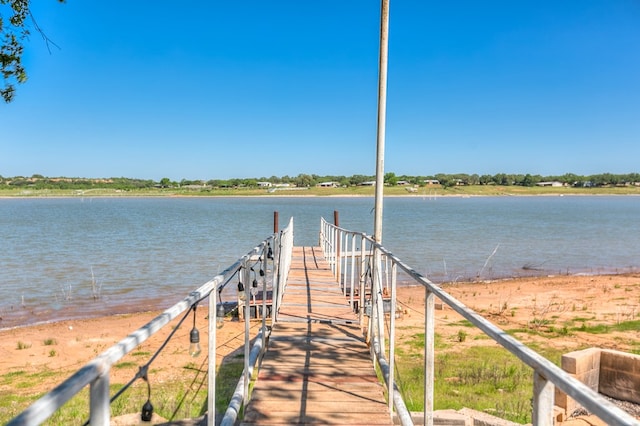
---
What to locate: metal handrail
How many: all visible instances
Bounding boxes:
[319,217,639,426]
[8,217,295,426]
[221,217,294,426]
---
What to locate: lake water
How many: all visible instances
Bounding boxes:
[1,196,638,328]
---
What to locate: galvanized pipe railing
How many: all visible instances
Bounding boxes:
[320,217,638,426]
[8,217,295,426]
[222,217,294,425]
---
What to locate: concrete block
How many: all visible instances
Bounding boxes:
[458,408,523,426]
[580,369,600,390]
[561,348,601,375]
[558,348,640,412]
[434,409,470,425]
[556,348,601,414]
[600,369,640,405]
[598,349,640,405]
[397,411,471,426]
[554,388,570,412]
[601,349,640,374]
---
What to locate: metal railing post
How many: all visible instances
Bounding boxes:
[389,262,397,416]
[359,235,367,327]
[261,248,268,349]
[208,284,216,426]
[340,231,347,294]
[533,372,554,425]
[277,231,287,311]
[384,255,389,295]
[333,226,337,275]
[326,225,332,272]
[325,219,329,254]
[273,234,282,323]
[366,247,376,345]
[350,233,356,308]
[342,231,348,294]
[89,372,110,426]
[271,240,278,324]
[424,287,435,426]
[340,230,346,295]
[376,247,386,351]
[322,218,328,253]
[369,246,385,349]
[335,229,343,286]
[243,261,251,403]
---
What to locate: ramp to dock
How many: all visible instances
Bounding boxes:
[241,246,393,425]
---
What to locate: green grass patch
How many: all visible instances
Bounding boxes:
[1,369,58,393]
[396,331,450,359]
[574,319,640,335]
[548,325,571,336]
[404,332,450,351]
[571,316,596,322]
[1,370,27,383]
[395,346,533,423]
[575,323,609,334]
[611,319,640,332]
[16,341,31,350]
[0,391,35,421]
[507,327,564,339]
[472,334,490,341]
[114,361,137,369]
[1,359,246,425]
[523,343,565,365]
[215,361,245,414]
[449,319,474,328]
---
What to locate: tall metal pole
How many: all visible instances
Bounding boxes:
[374,0,390,243]
[371,0,391,388]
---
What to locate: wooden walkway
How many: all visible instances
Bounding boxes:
[240,246,393,425]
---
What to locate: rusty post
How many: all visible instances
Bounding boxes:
[273,211,279,233]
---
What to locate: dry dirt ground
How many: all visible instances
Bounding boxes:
[399,273,640,355]
[1,274,640,421]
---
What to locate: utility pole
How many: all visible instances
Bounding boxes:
[373,0,390,243]
[368,0,390,362]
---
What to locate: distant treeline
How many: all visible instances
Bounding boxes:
[1,172,639,190]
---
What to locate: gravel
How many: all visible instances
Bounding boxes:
[570,395,640,419]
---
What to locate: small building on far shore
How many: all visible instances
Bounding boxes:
[536,181,564,187]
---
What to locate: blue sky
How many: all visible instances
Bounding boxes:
[2,1,639,181]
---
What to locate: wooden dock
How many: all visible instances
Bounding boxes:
[240,246,393,425]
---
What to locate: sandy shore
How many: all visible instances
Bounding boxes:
[2,273,640,421]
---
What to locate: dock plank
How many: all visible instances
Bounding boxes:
[240,246,392,425]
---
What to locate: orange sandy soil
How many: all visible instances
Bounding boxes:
[2,273,640,421]
[399,273,640,354]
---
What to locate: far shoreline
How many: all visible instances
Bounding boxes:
[1,192,640,200]
[1,183,640,199]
